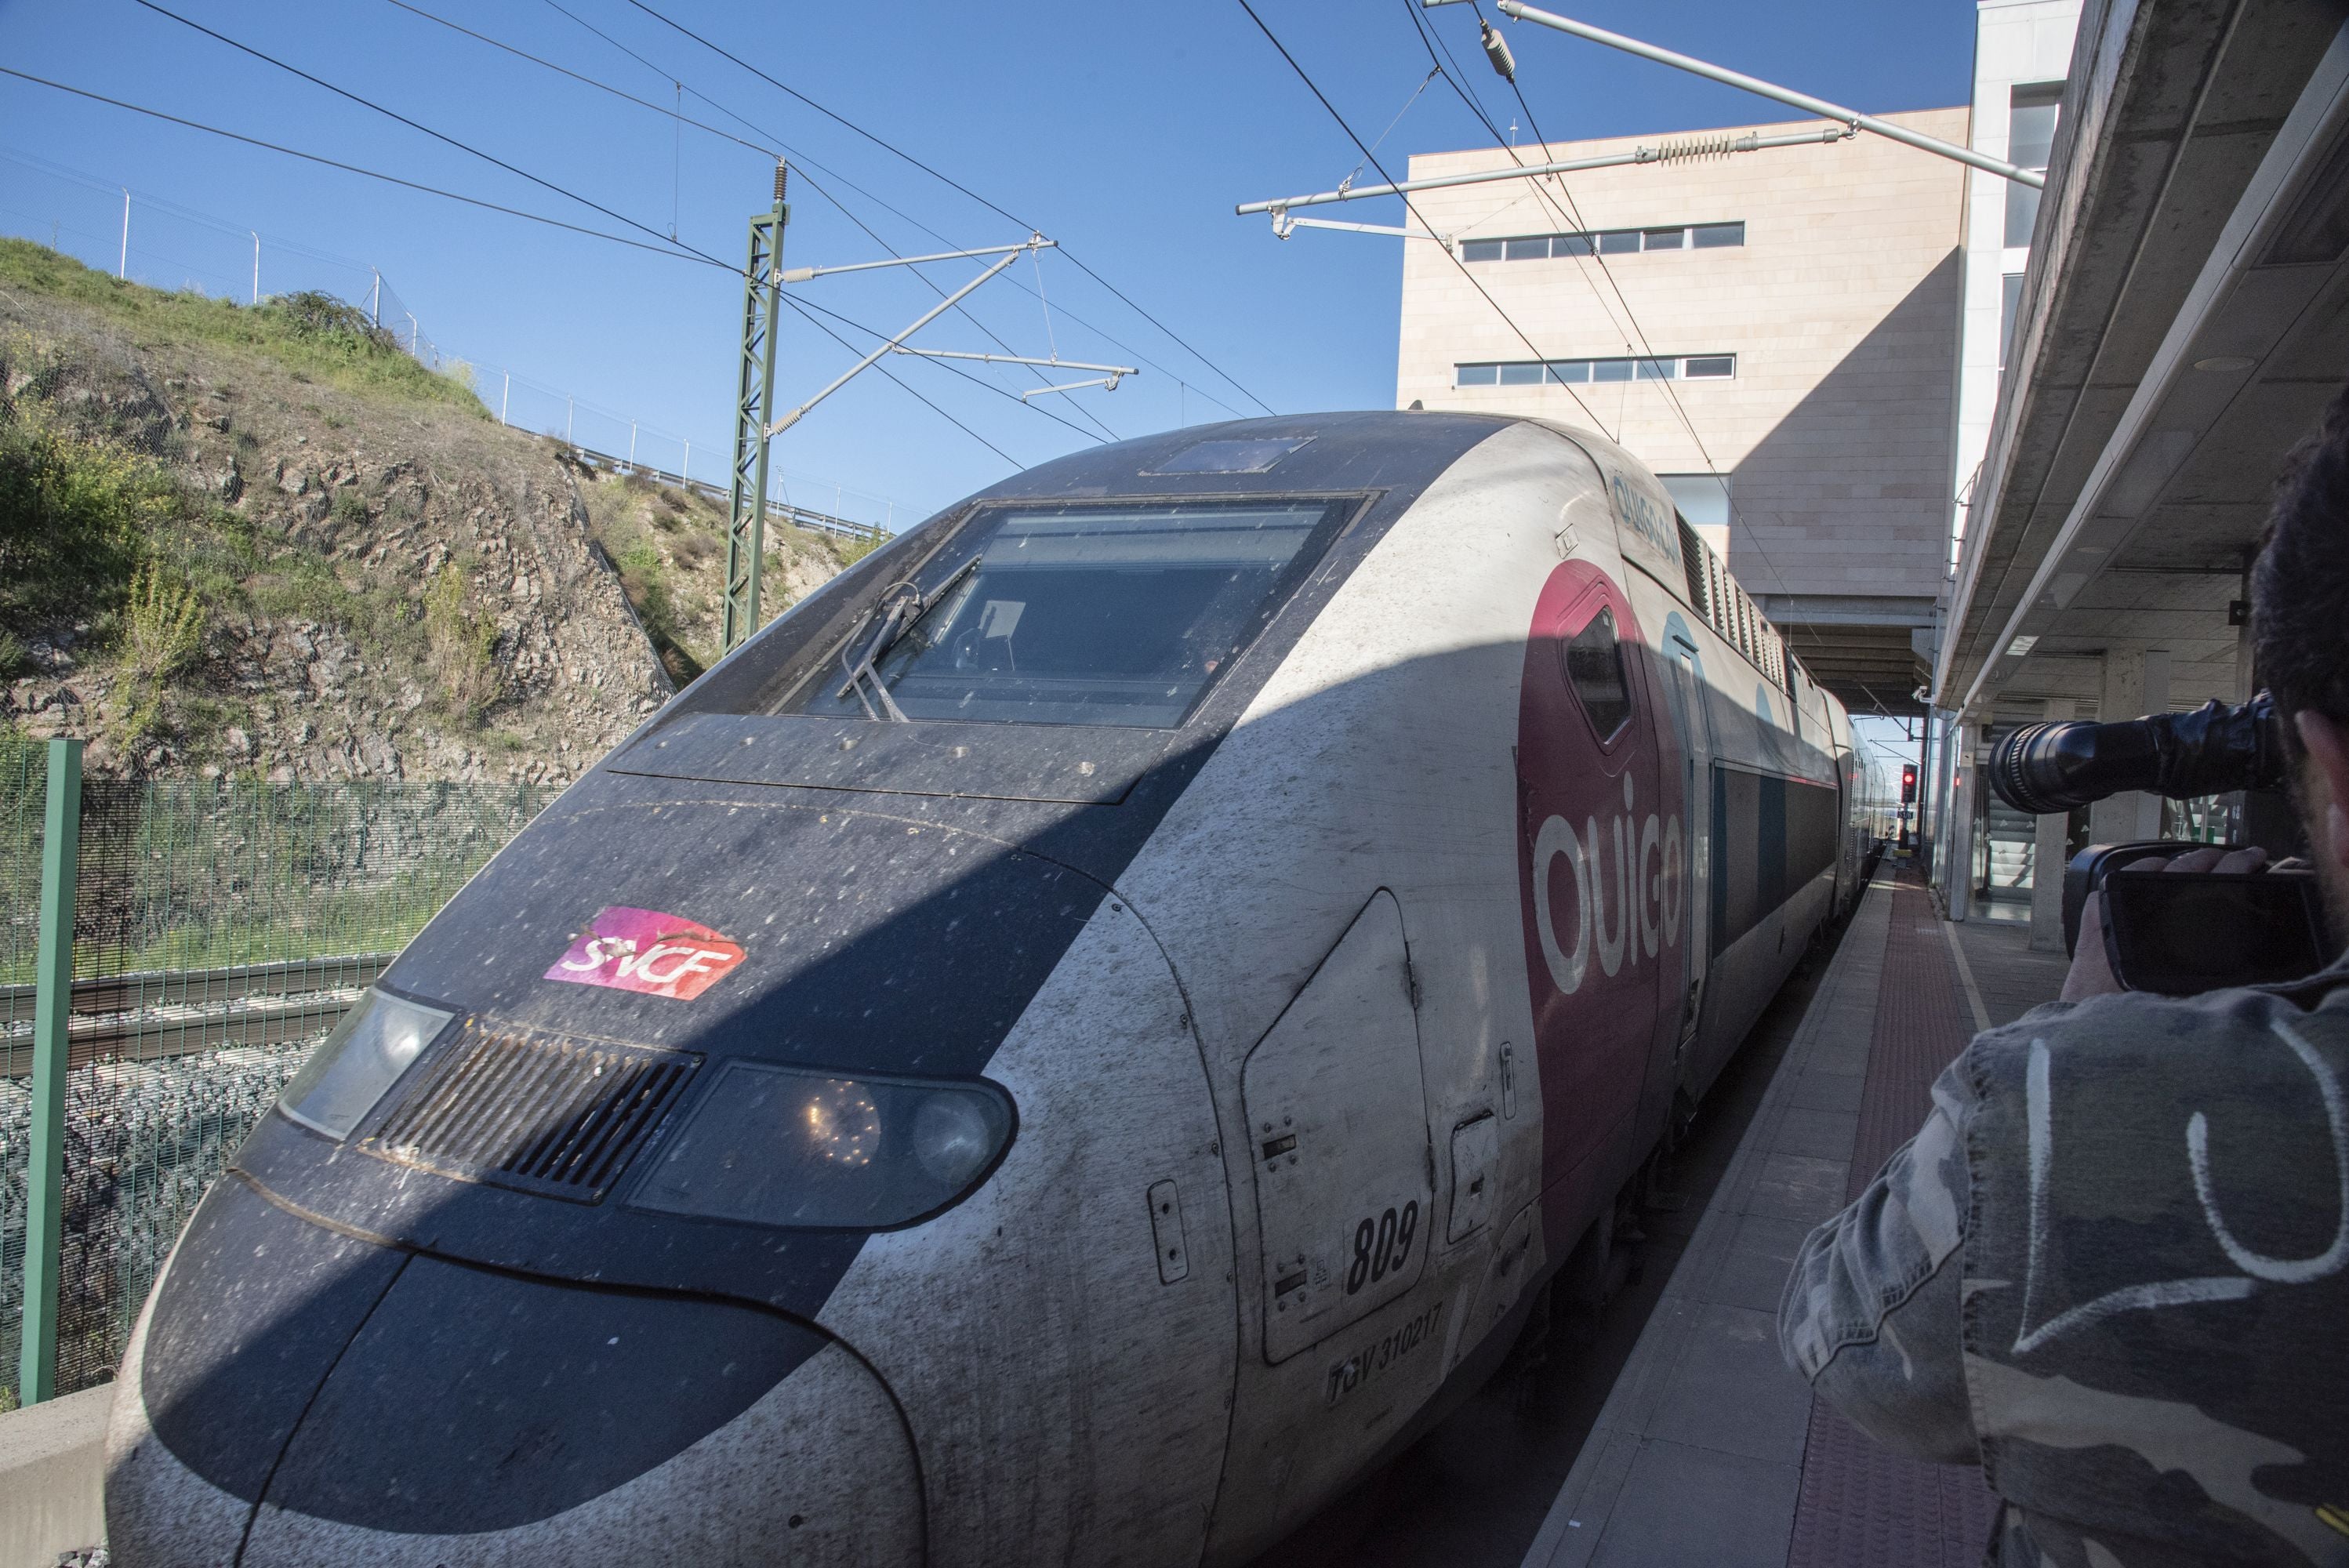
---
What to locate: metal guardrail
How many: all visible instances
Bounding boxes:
[0,953,389,1076]
[562,444,894,543]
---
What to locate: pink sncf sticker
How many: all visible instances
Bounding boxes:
[545,907,746,1000]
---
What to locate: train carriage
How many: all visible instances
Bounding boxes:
[106,411,1861,1567]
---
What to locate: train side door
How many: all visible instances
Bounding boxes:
[1240,889,1435,1364]
[1662,631,1713,1066]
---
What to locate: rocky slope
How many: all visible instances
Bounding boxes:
[0,241,862,785]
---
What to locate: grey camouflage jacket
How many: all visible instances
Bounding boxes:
[1780,956,2349,1567]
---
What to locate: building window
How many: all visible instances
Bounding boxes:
[1999,272,2024,369]
[1453,354,1737,388]
[2005,82,2064,247]
[1461,222,1746,262]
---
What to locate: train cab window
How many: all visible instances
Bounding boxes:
[1563,607,1633,741]
[779,498,1352,728]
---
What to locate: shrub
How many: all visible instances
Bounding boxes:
[122,561,205,684]
[423,564,501,720]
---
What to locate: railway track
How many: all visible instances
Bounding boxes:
[0,953,390,1075]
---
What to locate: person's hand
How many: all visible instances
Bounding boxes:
[2058,847,2270,1001]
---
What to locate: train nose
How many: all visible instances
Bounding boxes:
[107,1180,920,1565]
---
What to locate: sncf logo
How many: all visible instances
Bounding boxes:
[546,906,746,1000]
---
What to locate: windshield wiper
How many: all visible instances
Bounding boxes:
[833,557,978,721]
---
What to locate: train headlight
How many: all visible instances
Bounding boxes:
[630,1060,1014,1229]
[278,989,454,1140]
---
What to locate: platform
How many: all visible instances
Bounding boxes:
[1520,861,2068,1568]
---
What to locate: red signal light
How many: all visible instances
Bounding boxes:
[1901,764,1919,804]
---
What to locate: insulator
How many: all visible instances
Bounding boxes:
[1481,20,1516,84]
[1654,132,1741,164]
[774,162,789,204]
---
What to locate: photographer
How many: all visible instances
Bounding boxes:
[1778,389,2349,1566]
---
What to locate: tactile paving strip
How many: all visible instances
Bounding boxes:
[1784,868,1996,1568]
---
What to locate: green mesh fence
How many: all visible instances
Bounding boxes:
[0,770,556,1405]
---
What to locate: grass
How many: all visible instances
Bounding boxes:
[0,382,171,628]
[0,241,486,416]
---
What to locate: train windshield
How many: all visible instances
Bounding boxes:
[784,498,1350,727]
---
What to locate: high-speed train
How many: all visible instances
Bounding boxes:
[107,412,1865,1566]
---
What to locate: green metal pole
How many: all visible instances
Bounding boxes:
[20,737,82,1406]
[722,162,790,653]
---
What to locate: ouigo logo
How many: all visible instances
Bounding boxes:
[545,906,746,1000]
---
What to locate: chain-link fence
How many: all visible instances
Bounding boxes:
[0,745,554,1405]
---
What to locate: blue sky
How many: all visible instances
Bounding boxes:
[1,0,1975,532]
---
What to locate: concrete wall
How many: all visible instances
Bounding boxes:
[1951,0,2084,575]
[0,1385,109,1567]
[1394,108,1969,614]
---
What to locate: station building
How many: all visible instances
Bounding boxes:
[1394,105,1971,719]
[1928,0,2349,935]
[1397,0,2346,948]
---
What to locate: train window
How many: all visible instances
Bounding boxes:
[1563,607,1633,741]
[779,498,1352,728]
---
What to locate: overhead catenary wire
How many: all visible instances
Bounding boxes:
[1231,0,1615,437]
[363,0,1121,441]
[758,165,1120,445]
[533,0,1246,423]
[0,67,735,269]
[1440,0,1800,597]
[777,292,1022,469]
[786,284,1111,448]
[131,0,727,270]
[99,6,1113,459]
[0,77,1043,470]
[372,0,781,160]
[614,0,1278,419]
[1400,1,1648,384]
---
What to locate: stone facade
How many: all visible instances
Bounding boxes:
[1393,108,1970,705]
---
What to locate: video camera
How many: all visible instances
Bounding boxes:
[1987,692,2333,995]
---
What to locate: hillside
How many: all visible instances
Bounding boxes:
[0,241,863,784]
